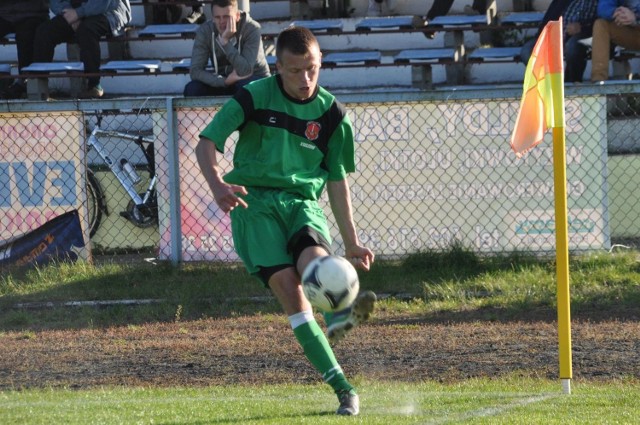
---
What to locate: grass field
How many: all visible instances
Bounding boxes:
[2,378,639,424]
[1,248,639,424]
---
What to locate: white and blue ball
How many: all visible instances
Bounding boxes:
[301,255,359,312]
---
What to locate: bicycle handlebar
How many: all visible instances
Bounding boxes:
[91,127,154,144]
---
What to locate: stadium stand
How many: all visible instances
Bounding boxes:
[5,0,637,97]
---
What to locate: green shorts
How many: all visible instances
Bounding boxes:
[230,187,332,277]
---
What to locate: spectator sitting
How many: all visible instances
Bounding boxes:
[562,0,598,82]
[0,0,49,99]
[32,0,132,99]
[590,0,640,82]
[519,0,572,64]
[184,0,270,97]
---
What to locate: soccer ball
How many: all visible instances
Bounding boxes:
[301,255,360,312]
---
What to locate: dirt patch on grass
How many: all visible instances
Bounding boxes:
[1,310,638,389]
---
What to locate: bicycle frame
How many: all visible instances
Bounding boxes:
[87,127,156,205]
[86,124,158,229]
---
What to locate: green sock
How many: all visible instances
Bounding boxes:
[290,311,354,394]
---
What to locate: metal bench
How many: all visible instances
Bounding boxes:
[394,48,458,90]
[393,48,458,64]
[322,51,382,67]
[100,60,162,73]
[291,19,343,34]
[22,62,85,100]
[499,12,544,27]
[467,47,522,63]
[355,16,417,32]
[138,24,199,38]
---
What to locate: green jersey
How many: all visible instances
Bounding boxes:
[199,74,356,200]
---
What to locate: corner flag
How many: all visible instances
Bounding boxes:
[510,18,573,394]
[510,19,565,157]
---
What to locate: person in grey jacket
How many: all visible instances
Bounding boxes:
[0,0,49,99]
[184,0,270,97]
[32,0,132,98]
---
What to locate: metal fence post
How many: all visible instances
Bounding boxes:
[166,97,182,265]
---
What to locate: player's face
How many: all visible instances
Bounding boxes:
[212,5,240,33]
[276,44,322,101]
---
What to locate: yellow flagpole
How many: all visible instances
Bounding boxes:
[552,125,572,394]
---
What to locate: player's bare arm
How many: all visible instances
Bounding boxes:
[327,179,375,271]
[195,137,248,213]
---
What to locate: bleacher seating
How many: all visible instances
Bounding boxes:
[5,1,636,97]
[292,20,344,34]
[322,51,382,67]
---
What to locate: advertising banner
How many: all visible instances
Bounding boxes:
[159,96,608,260]
[0,210,86,268]
[0,112,88,247]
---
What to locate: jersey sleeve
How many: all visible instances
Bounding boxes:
[199,90,250,152]
[326,112,356,181]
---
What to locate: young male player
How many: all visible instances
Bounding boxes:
[196,26,375,416]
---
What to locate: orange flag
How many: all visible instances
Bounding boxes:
[510,18,565,157]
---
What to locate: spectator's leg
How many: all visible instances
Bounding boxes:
[14,16,48,71]
[608,23,640,53]
[184,80,233,97]
[33,16,75,63]
[564,33,589,83]
[590,19,612,82]
[0,17,15,47]
[472,0,487,14]
[426,0,454,21]
[75,15,110,89]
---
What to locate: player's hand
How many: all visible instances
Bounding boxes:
[613,7,636,26]
[346,245,375,272]
[211,182,248,213]
[225,70,252,86]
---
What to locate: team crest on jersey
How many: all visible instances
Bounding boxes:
[305,121,321,141]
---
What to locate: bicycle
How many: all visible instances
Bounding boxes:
[85,116,158,238]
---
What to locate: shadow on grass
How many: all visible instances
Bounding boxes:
[1,245,638,331]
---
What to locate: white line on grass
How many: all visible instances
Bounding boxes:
[424,393,558,424]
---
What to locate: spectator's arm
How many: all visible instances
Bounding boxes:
[190,27,226,87]
[50,0,73,15]
[74,0,117,18]
[219,23,262,77]
[597,0,619,20]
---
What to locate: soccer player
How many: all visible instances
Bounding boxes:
[196,25,375,416]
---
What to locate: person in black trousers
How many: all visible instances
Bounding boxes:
[32,0,131,98]
[0,0,49,99]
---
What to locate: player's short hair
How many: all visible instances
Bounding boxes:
[212,0,237,9]
[276,26,319,60]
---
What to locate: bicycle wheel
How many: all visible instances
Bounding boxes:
[86,169,105,238]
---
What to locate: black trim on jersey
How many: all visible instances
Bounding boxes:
[232,86,255,131]
[233,76,348,171]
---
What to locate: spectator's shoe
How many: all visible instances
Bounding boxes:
[326,290,376,345]
[411,16,436,39]
[1,80,26,99]
[182,10,206,24]
[336,390,359,416]
[79,84,104,99]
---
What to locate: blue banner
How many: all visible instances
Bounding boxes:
[0,210,85,268]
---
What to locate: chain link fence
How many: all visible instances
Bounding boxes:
[1,86,639,268]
